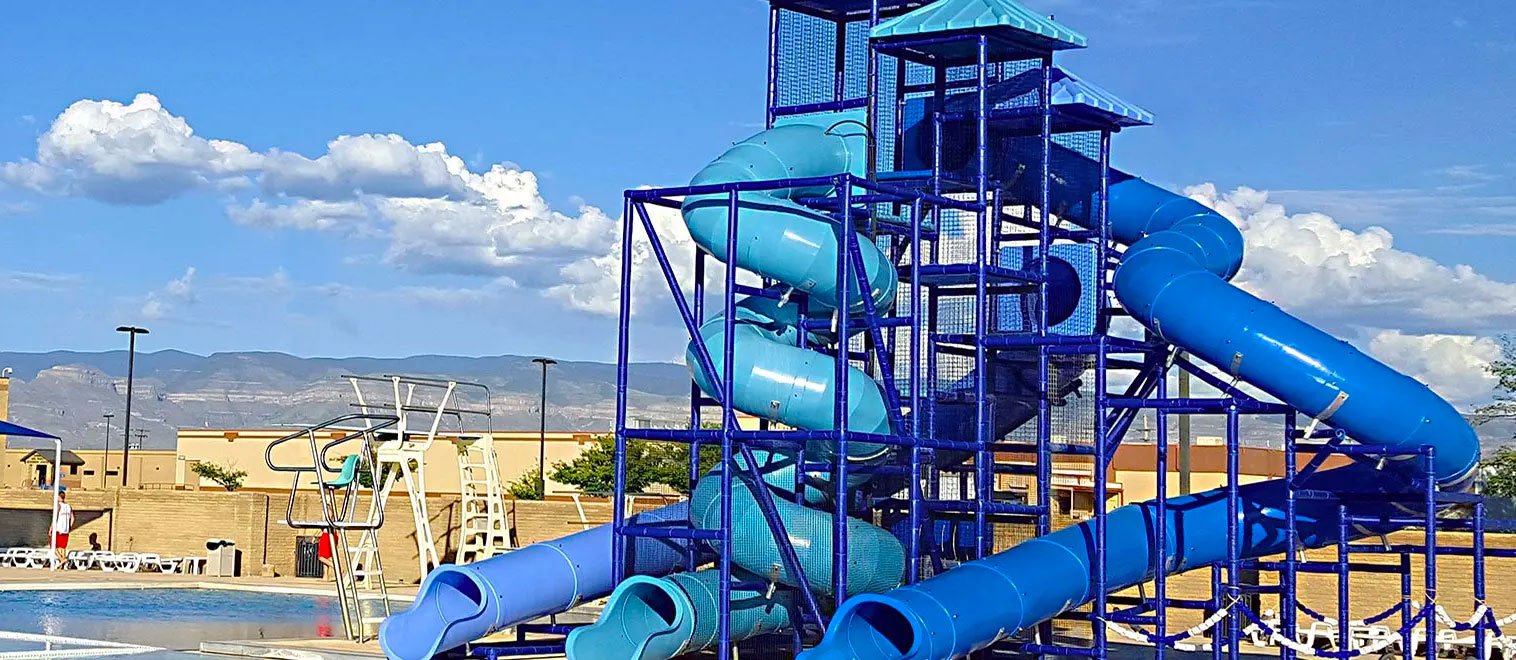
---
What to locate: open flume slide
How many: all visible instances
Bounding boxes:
[797,171,1482,659]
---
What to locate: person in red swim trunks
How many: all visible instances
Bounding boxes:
[51,488,74,569]
[317,530,335,581]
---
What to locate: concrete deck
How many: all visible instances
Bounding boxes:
[0,565,418,599]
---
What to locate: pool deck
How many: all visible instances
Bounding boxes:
[0,569,1265,659]
[0,566,418,599]
[0,566,578,659]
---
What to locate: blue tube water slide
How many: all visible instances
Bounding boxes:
[378,504,693,660]
[800,173,1482,659]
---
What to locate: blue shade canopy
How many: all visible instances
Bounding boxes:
[939,66,1155,129]
[0,420,60,439]
[872,0,1086,64]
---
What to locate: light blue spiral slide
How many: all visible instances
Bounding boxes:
[382,123,1480,660]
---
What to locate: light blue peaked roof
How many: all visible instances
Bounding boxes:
[872,0,1087,51]
[1049,68,1154,127]
[940,67,1154,129]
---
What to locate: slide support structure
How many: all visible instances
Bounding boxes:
[409,3,1508,660]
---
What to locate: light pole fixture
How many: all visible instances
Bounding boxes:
[531,357,557,499]
[115,326,149,487]
[101,413,114,489]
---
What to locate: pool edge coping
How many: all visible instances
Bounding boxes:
[0,580,415,602]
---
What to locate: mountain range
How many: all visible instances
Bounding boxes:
[0,350,1509,453]
[0,350,694,449]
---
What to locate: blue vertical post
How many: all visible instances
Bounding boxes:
[1336,504,1350,653]
[866,3,880,178]
[1092,333,1109,658]
[1210,564,1223,660]
[1224,405,1241,660]
[1399,551,1413,660]
[1034,52,1056,652]
[1092,129,1112,659]
[973,35,991,561]
[718,189,741,660]
[908,196,924,583]
[1281,414,1298,660]
[1474,500,1487,660]
[611,196,636,582]
[687,248,707,571]
[832,174,854,606]
[1422,446,1437,659]
[931,65,945,197]
[832,16,845,105]
[765,6,779,129]
[1154,363,1170,659]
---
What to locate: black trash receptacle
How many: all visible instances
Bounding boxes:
[295,536,324,579]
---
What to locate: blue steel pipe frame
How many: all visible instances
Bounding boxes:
[448,2,1506,660]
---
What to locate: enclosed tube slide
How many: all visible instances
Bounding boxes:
[800,174,1481,659]
[566,124,912,659]
[379,504,692,660]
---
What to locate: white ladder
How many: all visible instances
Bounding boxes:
[453,434,515,564]
[346,374,496,577]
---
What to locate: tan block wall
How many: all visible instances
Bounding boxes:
[0,488,670,584]
[1098,530,1516,632]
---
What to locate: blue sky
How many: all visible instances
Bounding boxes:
[0,1,1513,394]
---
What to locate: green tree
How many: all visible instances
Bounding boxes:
[1484,448,1516,500]
[192,462,248,491]
[549,435,722,495]
[506,468,545,500]
[1476,335,1516,499]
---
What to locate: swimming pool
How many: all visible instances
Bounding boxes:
[0,588,354,658]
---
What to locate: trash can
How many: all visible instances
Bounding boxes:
[206,539,241,577]
[295,536,324,579]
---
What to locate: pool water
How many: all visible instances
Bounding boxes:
[0,588,354,656]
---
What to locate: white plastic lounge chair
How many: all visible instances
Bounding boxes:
[1296,621,1339,651]
[110,552,143,573]
[136,553,163,572]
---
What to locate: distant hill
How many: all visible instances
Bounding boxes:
[2,349,1510,455]
[0,350,694,450]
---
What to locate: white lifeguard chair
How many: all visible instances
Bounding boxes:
[344,374,515,580]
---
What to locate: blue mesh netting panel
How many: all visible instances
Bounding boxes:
[995,242,1098,336]
[875,54,901,173]
[774,13,870,109]
[776,10,836,107]
[845,20,870,99]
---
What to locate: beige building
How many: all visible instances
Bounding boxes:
[177,428,602,496]
[997,442,1354,521]
[0,446,179,491]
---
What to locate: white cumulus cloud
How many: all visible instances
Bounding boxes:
[141,266,198,320]
[4,93,631,314]
[1366,331,1503,408]
[1184,183,1516,336]
[1181,184,1513,409]
[1,94,260,203]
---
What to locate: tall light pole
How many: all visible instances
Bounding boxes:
[101,413,114,489]
[531,357,557,499]
[115,326,149,487]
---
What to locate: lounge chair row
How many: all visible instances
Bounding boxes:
[0,548,205,573]
[1243,610,1512,659]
